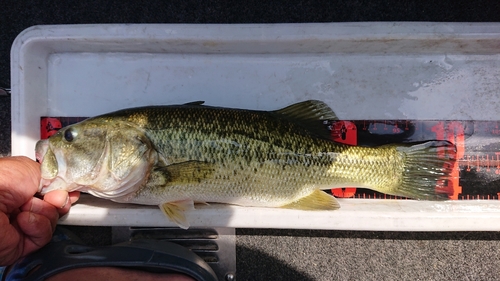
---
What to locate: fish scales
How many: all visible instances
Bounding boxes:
[36,100,456,228]
[104,105,411,204]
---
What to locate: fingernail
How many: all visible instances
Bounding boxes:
[60,195,70,209]
[29,212,36,223]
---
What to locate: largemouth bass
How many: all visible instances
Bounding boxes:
[36,100,455,228]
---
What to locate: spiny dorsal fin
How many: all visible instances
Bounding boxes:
[183,101,205,106]
[273,100,338,140]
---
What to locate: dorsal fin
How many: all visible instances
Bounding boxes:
[273,100,338,140]
[183,101,205,106]
[274,100,338,121]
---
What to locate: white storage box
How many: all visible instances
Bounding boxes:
[11,23,500,231]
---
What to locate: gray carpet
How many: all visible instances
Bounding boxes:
[2,1,500,280]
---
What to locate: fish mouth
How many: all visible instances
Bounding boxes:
[38,176,75,195]
[38,178,57,194]
[35,139,67,193]
[35,138,90,195]
[35,139,49,163]
[36,139,50,192]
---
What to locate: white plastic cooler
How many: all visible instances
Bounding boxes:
[10,23,500,230]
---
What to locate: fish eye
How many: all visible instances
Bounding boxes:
[64,128,76,142]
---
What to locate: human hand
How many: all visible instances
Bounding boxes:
[0,156,80,266]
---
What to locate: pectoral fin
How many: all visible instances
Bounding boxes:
[280,190,340,210]
[159,199,195,229]
[160,161,216,184]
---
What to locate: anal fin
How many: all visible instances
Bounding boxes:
[280,190,340,210]
[159,199,195,229]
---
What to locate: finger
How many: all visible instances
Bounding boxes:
[69,191,80,204]
[20,197,59,231]
[43,190,70,209]
[44,190,81,217]
[0,213,22,266]
[15,211,54,257]
[43,190,71,217]
[59,191,82,216]
[0,156,41,195]
[0,157,41,214]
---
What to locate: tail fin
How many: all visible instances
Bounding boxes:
[392,140,456,200]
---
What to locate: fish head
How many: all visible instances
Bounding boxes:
[36,118,156,199]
